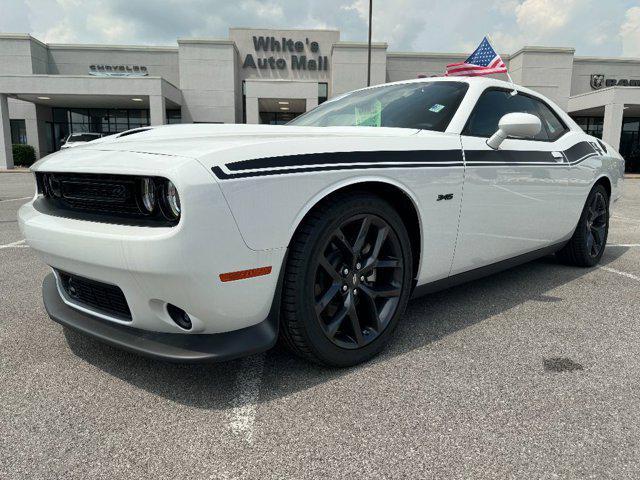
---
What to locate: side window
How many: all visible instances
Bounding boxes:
[464,89,548,141]
[532,99,568,141]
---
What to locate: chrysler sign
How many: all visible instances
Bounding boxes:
[89,64,149,77]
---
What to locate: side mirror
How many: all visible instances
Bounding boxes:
[486,112,542,149]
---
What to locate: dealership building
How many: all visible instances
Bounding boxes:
[1,27,640,171]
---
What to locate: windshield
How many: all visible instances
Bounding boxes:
[289,81,468,131]
[67,133,101,142]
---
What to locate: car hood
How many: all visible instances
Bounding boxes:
[81,124,421,156]
[31,123,454,175]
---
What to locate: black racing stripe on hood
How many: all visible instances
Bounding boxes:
[226,149,463,171]
[213,161,464,179]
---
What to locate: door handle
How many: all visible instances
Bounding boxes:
[551,151,565,163]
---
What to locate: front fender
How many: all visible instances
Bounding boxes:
[214,170,425,251]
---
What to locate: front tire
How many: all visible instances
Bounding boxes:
[280,193,413,367]
[556,184,609,267]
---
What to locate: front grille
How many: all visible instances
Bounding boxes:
[57,270,132,320]
[35,172,178,227]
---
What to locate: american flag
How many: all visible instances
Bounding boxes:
[446,37,508,77]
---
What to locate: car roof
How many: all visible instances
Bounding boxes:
[356,75,547,100]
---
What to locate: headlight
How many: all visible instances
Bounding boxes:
[138,177,180,222]
[141,178,155,213]
[164,180,181,220]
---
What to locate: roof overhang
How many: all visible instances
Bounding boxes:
[568,86,640,116]
[0,75,182,108]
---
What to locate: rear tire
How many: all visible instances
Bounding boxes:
[556,184,609,267]
[280,193,413,367]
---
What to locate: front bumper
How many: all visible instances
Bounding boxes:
[43,273,278,362]
[19,155,286,335]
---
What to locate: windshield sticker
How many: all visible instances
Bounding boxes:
[429,103,445,113]
[355,100,382,127]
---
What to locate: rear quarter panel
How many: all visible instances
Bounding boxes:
[565,134,625,221]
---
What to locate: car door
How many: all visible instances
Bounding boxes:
[451,88,572,275]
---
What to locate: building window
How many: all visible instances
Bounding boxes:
[573,115,640,173]
[50,107,151,150]
[572,116,603,139]
[259,111,298,125]
[621,117,640,173]
[318,82,328,105]
[166,109,182,124]
[10,119,27,144]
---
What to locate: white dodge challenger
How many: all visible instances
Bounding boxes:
[18,77,624,367]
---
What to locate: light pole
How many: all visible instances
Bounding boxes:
[367,0,372,86]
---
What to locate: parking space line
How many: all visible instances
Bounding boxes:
[600,266,640,282]
[229,353,265,444]
[0,196,31,203]
[612,215,640,223]
[0,240,28,250]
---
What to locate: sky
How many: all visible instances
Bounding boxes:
[1,0,639,57]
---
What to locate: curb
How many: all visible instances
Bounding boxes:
[0,168,30,173]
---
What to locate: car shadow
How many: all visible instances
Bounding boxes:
[63,247,628,411]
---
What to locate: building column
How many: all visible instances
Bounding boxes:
[306,96,318,112]
[149,95,167,126]
[35,104,53,158]
[0,94,13,169]
[603,103,624,151]
[245,96,259,124]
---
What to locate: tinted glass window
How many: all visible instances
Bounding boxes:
[534,100,567,141]
[68,133,101,142]
[10,119,27,144]
[464,90,549,141]
[289,81,469,131]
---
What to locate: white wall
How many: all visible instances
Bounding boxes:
[178,39,238,123]
[47,45,180,86]
[509,47,575,110]
[386,52,468,81]
[331,42,387,97]
[0,35,37,75]
[571,57,640,96]
[0,35,48,157]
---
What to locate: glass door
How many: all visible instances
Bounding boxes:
[621,118,640,173]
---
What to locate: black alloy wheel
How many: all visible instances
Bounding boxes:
[556,183,609,267]
[280,193,413,367]
[313,214,404,349]
[585,190,607,258]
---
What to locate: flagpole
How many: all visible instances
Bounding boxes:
[367,0,373,87]
[486,33,517,95]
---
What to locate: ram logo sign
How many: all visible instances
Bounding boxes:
[591,73,640,89]
[590,74,605,90]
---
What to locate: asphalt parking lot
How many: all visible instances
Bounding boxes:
[2,172,640,479]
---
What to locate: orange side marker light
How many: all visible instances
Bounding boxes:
[219,266,272,283]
